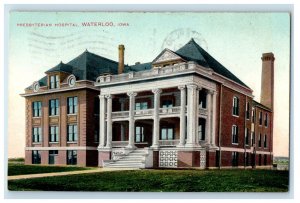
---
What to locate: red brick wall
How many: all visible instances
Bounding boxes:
[153,151,159,168]
[41,150,48,165]
[57,150,67,165]
[254,107,273,154]
[98,151,110,167]
[221,151,232,167]
[77,150,87,166]
[25,150,32,164]
[177,151,200,167]
[24,88,100,166]
[220,86,246,149]
[206,151,216,168]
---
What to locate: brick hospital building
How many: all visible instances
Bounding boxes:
[22,39,274,169]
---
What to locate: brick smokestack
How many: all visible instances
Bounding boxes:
[260,52,275,110]
[118,44,125,74]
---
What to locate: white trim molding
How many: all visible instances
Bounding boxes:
[25,146,98,150]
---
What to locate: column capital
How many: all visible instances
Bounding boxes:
[98,95,106,99]
[105,94,112,99]
[186,83,198,90]
[127,91,137,97]
[178,85,186,90]
[152,88,162,94]
[207,89,216,95]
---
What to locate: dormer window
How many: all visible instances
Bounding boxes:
[50,75,59,89]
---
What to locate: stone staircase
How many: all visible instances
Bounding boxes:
[103,148,147,168]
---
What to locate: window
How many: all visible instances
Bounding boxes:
[162,100,173,108]
[32,150,41,164]
[49,126,59,142]
[32,101,42,117]
[49,150,58,164]
[32,127,42,143]
[245,153,250,166]
[135,126,144,143]
[199,123,205,141]
[199,90,207,108]
[67,125,78,142]
[232,152,239,167]
[50,75,59,89]
[67,97,78,114]
[264,134,267,148]
[67,150,77,165]
[245,128,249,145]
[258,133,262,147]
[49,99,59,116]
[161,127,174,140]
[232,97,239,116]
[264,113,268,127]
[135,102,148,110]
[264,154,267,165]
[251,108,255,123]
[259,111,263,125]
[251,132,255,146]
[246,102,250,119]
[232,125,238,144]
[259,154,262,166]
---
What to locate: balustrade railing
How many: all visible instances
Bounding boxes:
[159,106,181,115]
[159,139,180,146]
[111,111,129,118]
[134,109,154,117]
[111,141,128,147]
[96,62,196,84]
[110,106,207,119]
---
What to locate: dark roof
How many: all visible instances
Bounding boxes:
[175,38,248,88]
[29,39,249,90]
[125,62,152,73]
[30,50,119,88]
[67,50,118,81]
[38,76,47,86]
[45,61,73,74]
[252,100,272,112]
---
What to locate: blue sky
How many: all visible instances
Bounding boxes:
[8,12,290,157]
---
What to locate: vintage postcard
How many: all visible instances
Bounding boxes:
[7,11,290,192]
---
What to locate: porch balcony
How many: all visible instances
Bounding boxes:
[110,106,207,120]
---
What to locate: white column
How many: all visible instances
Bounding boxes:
[205,90,212,146]
[195,87,201,144]
[127,92,137,148]
[211,91,217,146]
[105,95,112,148]
[178,85,186,147]
[186,84,198,147]
[119,98,126,141]
[98,95,106,148]
[151,88,162,148]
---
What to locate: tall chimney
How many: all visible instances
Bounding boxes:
[260,52,275,110]
[118,44,125,74]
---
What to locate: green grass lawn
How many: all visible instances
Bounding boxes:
[8,163,93,176]
[8,169,289,192]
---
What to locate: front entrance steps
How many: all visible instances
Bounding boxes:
[103,148,148,168]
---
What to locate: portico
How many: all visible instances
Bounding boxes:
[97,81,218,151]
